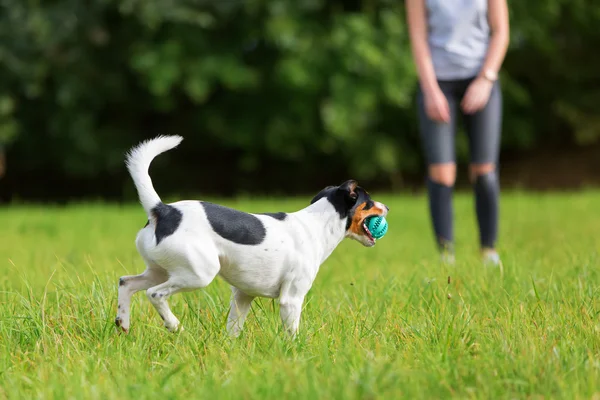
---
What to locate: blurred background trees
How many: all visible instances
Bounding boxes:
[0,0,599,203]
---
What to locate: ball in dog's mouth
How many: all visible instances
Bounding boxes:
[362,221,376,244]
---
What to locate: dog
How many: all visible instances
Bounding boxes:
[115,135,389,337]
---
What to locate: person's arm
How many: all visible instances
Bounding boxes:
[405,0,450,122]
[462,0,510,114]
[479,0,510,81]
[405,0,438,95]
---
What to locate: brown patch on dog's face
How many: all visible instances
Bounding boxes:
[348,202,378,237]
[345,188,389,247]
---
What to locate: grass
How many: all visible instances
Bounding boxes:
[1,189,600,399]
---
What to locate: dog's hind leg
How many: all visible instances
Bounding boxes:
[146,257,220,332]
[226,287,254,338]
[116,265,167,332]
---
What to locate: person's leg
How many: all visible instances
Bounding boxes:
[427,164,456,259]
[416,82,459,261]
[463,80,503,265]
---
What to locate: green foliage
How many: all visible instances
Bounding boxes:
[0,0,598,197]
[504,0,600,146]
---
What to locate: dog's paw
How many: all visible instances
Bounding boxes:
[164,319,183,333]
[227,329,242,339]
[166,324,184,333]
[115,317,129,334]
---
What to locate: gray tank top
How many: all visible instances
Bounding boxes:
[426,0,490,80]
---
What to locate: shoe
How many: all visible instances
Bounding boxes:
[482,248,502,267]
[441,251,455,266]
[438,239,455,266]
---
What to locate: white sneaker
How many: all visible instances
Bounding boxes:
[440,251,455,266]
[438,240,455,266]
[482,249,502,267]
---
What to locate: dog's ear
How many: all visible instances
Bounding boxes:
[338,180,358,203]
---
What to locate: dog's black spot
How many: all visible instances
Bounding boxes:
[311,184,353,220]
[119,278,125,286]
[151,203,183,245]
[260,212,287,221]
[201,202,266,246]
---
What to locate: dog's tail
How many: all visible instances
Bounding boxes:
[125,135,183,217]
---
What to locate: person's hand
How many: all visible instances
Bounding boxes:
[461,77,494,114]
[424,87,450,123]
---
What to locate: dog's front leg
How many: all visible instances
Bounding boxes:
[279,277,311,339]
[226,286,254,338]
[279,298,304,339]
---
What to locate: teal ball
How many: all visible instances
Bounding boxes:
[365,216,388,239]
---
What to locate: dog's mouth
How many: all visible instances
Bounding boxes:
[361,216,378,245]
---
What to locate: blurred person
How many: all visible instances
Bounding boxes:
[406,0,510,265]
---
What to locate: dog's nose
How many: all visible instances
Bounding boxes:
[375,201,389,215]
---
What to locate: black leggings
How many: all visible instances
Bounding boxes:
[417,77,502,165]
[416,77,502,252]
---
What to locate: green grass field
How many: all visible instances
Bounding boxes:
[1,190,600,399]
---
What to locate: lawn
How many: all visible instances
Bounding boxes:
[1,190,599,399]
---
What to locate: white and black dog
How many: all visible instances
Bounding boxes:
[115,135,389,337]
